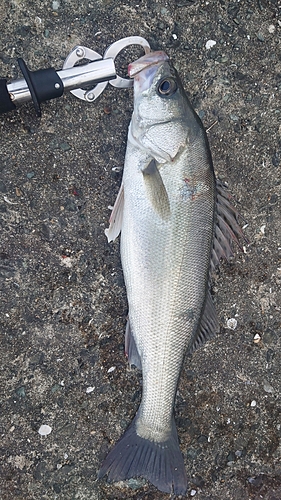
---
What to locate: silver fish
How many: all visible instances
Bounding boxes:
[99,51,244,495]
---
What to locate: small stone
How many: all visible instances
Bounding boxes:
[257,32,265,42]
[268,24,275,34]
[107,366,116,373]
[53,484,61,494]
[186,447,200,460]
[26,172,35,179]
[263,381,274,394]
[64,198,76,212]
[86,386,95,393]
[227,451,236,463]
[60,142,71,152]
[38,424,52,436]
[205,40,216,50]
[51,384,61,393]
[263,329,277,345]
[248,475,263,487]
[190,490,197,497]
[226,318,237,330]
[197,435,208,444]
[253,333,261,344]
[52,0,60,10]
[126,478,147,490]
[0,181,7,193]
[250,400,257,407]
[15,387,26,398]
[272,152,280,167]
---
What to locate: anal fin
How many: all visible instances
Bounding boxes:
[125,318,142,370]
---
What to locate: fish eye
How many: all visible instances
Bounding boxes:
[157,77,178,97]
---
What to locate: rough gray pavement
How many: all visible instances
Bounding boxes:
[0,1,280,499]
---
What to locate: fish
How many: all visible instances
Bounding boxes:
[99,50,244,495]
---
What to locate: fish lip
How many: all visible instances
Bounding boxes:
[128,51,169,78]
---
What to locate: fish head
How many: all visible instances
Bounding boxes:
[128,51,198,163]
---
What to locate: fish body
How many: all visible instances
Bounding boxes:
[100,51,243,495]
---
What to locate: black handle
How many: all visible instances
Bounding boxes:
[17,58,64,117]
[0,58,64,116]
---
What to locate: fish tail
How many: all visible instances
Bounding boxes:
[98,416,188,495]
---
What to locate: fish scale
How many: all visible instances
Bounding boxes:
[99,50,244,495]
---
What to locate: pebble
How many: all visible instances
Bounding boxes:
[253,333,261,344]
[126,478,147,490]
[0,181,7,193]
[38,424,52,436]
[250,400,257,407]
[205,40,216,50]
[263,381,274,394]
[86,386,95,393]
[60,142,71,152]
[226,318,237,330]
[26,172,35,179]
[268,24,275,34]
[52,0,60,10]
[272,152,280,167]
[190,490,197,497]
[107,366,116,373]
[15,387,26,398]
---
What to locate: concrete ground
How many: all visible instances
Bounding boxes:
[0,1,280,499]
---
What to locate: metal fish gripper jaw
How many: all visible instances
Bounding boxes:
[0,36,151,116]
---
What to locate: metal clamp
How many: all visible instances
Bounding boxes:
[63,36,151,102]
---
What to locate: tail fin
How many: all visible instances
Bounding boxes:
[98,416,187,495]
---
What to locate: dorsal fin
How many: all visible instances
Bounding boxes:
[210,179,247,272]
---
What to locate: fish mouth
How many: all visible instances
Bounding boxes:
[128,51,169,93]
[128,51,169,78]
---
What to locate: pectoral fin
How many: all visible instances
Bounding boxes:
[105,182,124,243]
[142,159,170,220]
